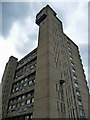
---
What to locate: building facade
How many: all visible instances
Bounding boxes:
[1,5,89,119]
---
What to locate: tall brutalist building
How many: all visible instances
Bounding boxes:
[1,5,89,119]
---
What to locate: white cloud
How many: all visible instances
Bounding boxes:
[0,15,38,83]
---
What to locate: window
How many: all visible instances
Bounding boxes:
[30,114,33,119]
[10,100,13,103]
[73,75,77,80]
[69,51,72,55]
[76,91,80,96]
[75,82,79,88]
[72,68,76,73]
[23,107,27,112]
[21,102,25,106]
[31,65,34,69]
[71,62,74,66]
[25,78,28,81]
[22,88,25,92]
[17,103,20,107]
[32,98,34,103]
[9,106,12,109]
[19,108,22,113]
[70,56,73,60]
[80,110,84,116]
[68,47,71,50]
[78,100,82,106]
[21,79,24,83]
[57,101,59,111]
[12,89,15,93]
[27,93,31,97]
[16,87,19,91]
[63,103,66,112]
[18,96,21,100]
[27,99,31,104]
[24,83,28,87]
[22,95,26,99]
[25,115,29,120]
[61,102,63,112]
[67,42,70,45]
[29,80,32,85]
[12,104,15,108]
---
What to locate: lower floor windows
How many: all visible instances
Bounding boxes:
[80,109,84,116]
[78,99,82,106]
[76,90,80,96]
[5,113,33,120]
[57,101,66,112]
[27,99,31,104]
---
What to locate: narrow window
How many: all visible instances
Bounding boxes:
[57,101,59,111]
[78,100,82,106]
[76,91,80,96]
[75,82,79,88]
[61,102,63,112]
[72,68,76,73]
[73,75,77,80]
[70,56,73,60]
[80,110,84,116]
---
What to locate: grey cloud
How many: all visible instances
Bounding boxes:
[2,2,30,38]
[2,2,48,38]
[14,33,37,56]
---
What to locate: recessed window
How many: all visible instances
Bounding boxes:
[16,87,19,91]
[30,114,33,119]
[22,95,26,99]
[70,56,73,61]
[27,99,31,104]
[9,106,12,109]
[21,102,25,106]
[73,75,77,80]
[17,103,20,107]
[18,96,21,100]
[24,83,28,87]
[31,65,34,69]
[23,107,27,112]
[71,62,74,66]
[67,42,70,45]
[12,104,15,108]
[12,89,15,93]
[80,109,84,116]
[69,51,72,55]
[22,88,25,92]
[76,91,80,96]
[25,115,29,119]
[10,100,13,103]
[68,47,71,50]
[32,79,35,84]
[29,80,32,85]
[72,68,76,73]
[19,108,22,113]
[13,99,16,102]
[78,100,82,106]
[27,93,31,97]
[21,80,24,83]
[57,101,59,111]
[32,98,34,103]
[75,82,79,88]
[25,78,28,81]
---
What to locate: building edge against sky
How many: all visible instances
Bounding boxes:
[1,4,89,119]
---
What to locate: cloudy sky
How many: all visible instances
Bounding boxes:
[0,1,89,91]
